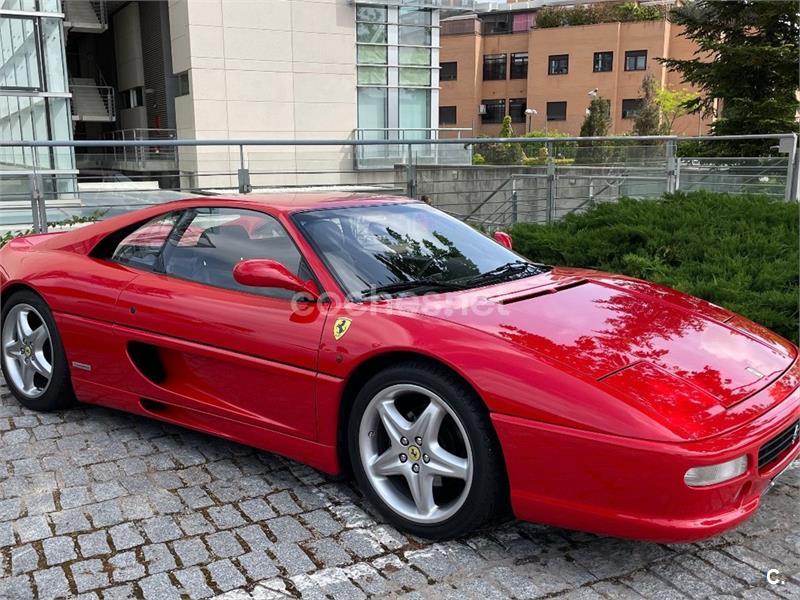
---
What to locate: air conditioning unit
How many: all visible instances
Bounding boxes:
[479,104,487,115]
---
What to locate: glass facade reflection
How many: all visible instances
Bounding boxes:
[0,0,74,180]
[356,2,439,142]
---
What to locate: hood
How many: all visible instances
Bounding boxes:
[390,269,797,437]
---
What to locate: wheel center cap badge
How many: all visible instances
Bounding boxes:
[23,346,32,357]
[408,446,421,461]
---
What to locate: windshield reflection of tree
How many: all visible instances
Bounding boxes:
[373,228,480,284]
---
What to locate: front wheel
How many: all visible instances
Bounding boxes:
[348,361,507,539]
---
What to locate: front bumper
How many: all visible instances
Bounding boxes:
[493,384,800,542]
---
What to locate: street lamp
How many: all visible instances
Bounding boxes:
[525,108,537,134]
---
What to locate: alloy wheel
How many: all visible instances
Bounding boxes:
[358,383,474,524]
[2,304,54,399]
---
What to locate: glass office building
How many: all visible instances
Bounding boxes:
[0,0,74,186]
[356,2,441,142]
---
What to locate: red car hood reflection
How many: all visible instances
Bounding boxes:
[392,269,796,410]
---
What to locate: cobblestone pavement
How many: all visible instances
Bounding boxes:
[0,378,798,600]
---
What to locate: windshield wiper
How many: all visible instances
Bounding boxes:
[361,278,467,298]
[459,261,543,288]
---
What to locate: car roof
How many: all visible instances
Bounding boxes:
[183,192,416,214]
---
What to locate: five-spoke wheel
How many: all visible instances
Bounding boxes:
[349,361,507,539]
[359,383,473,524]
[1,291,75,411]
[2,303,53,398]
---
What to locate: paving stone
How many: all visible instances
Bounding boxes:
[143,515,184,543]
[177,485,215,509]
[237,549,280,581]
[265,515,311,543]
[138,572,182,600]
[70,559,110,593]
[179,512,215,536]
[239,498,276,522]
[42,536,77,566]
[272,541,317,576]
[14,514,52,542]
[174,566,215,598]
[340,528,384,559]
[51,508,92,535]
[207,559,247,592]
[78,530,111,557]
[142,543,178,574]
[109,522,145,550]
[33,566,72,600]
[209,504,247,529]
[306,537,352,567]
[172,537,210,567]
[1,374,796,599]
[207,530,245,558]
[108,551,146,582]
[12,543,41,574]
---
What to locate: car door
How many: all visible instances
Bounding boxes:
[113,206,329,440]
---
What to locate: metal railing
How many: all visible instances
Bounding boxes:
[0,133,796,234]
[354,128,473,169]
[70,84,116,122]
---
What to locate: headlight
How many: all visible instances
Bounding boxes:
[684,456,748,487]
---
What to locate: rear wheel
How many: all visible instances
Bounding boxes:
[348,361,507,539]
[1,291,75,411]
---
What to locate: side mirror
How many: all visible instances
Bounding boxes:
[233,259,319,299]
[493,231,513,250]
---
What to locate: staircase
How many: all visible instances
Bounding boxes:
[64,0,108,34]
[70,78,116,122]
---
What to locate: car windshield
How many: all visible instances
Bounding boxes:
[293,203,550,300]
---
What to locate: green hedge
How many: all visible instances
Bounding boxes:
[509,192,799,344]
[536,2,665,29]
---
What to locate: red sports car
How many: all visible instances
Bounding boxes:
[1,194,798,542]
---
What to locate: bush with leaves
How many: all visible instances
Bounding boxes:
[509,192,799,343]
[0,211,108,248]
[537,2,665,28]
[474,116,525,165]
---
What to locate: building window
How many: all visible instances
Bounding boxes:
[481,13,512,35]
[0,17,41,90]
[355,4,437,140]
[120,87,145,109]
[509,98,526,123]
[481,99,505,124]
[593,51,613,73]
[175,71,190,97]
[625,50,647,71]
[621,98,643,119]
[440,62,457,81]
[548,54,569,75]
[440,106,456,125]
[483,54,506,80]
[510,53,528,79]
[546,101,567,121]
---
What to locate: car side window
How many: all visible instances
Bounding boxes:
[160,207,308,299]
[111,212,181,271]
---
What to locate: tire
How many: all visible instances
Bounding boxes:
[348,360,507,539]
[1,290,76,411]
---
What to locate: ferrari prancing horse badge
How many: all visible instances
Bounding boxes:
[333,318,352,340]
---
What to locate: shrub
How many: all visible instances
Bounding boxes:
[536,2,665,28]
[509,192,799,343]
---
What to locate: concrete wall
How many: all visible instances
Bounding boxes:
[168,0,359,188]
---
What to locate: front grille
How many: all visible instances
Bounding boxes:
[758,420,800,470]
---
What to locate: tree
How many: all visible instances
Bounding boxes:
[576,96,611,164]
[656,87,700,134]
[478,116,524,165]
[633,74,663,135]
[580,97,611,137]
[660,0,799,137]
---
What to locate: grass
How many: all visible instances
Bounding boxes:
[509,191,799,344]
